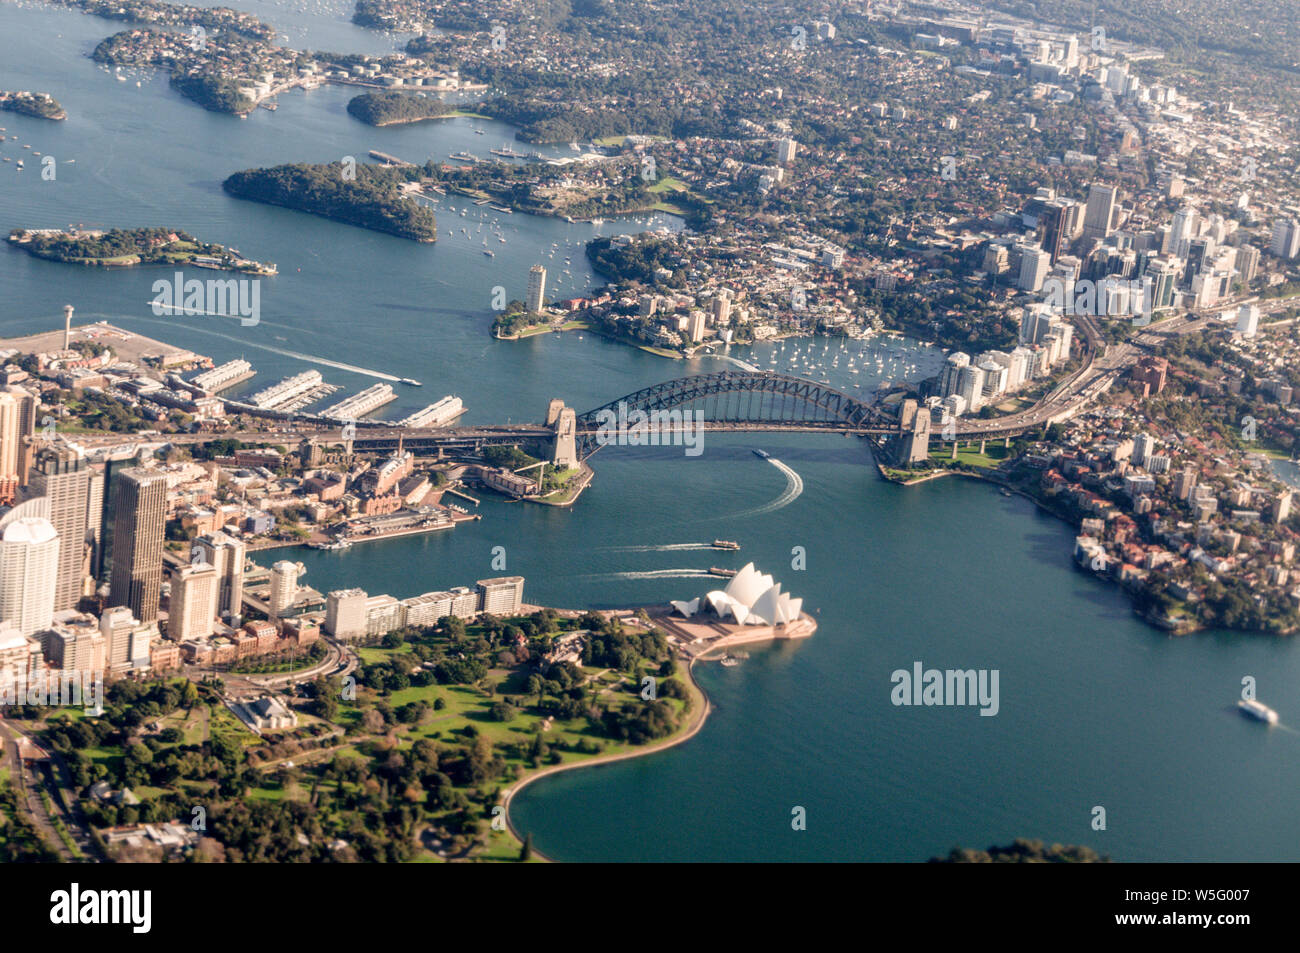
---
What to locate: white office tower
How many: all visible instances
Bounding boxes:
[1237,303,1260,338]
[1018,246,1051,292]
[777,138,798,164]
[192,531,245,620]
[1099,276,1133,317]
[957,364,987,414]
[938,352,970,397]
[1008,347,1033,388]
[1020,303,1055,344]
[1133,432,1156,469]
[979,360,1008,400]
[1083,184,1118,240]
[1269,218,1300,260]
[169,563,218,641]
[269,560,303,620]
[526,264,547,313]
[1168,206,1197,258]
[0,515,59,637]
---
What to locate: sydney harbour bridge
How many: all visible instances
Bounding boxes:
[77,369,1093,460]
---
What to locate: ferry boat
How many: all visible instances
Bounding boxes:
[752,448,770,459]
[711,539,741,551]
[1238,699,1279,724]
[708,566,738,578]
[399,378,422,386]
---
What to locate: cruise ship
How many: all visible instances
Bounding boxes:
[1238,699,1279,724]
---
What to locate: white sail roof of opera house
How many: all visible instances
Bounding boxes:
[674,563,804,626]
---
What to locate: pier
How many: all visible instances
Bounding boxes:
[367,150,414,167]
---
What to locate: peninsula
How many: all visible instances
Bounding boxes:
[222,163,437,242]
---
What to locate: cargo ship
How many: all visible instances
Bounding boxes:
[1238,699,1279,724]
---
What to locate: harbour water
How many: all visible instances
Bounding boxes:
[4,0,1300,862]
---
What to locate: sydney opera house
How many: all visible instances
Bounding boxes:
[670,563,807,629]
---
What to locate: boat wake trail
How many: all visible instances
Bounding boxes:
[132,314,400,382]
[707,353,760,372]
[599,543,714,553]
[734,456,804,517]
[577,568,715,581]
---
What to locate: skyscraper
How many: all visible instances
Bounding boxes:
[526,264,547,313]
[269,560,303,620]
[1017,246,1051,292]
[169,563,218,641]
[191,531,246,621]
[957,364,987,414]
[108,468,167,623]
[1083,184,1118,240]
[99,605,138,674]
[27,446,91,611]
[0,512,59,638]
[1234,244,1260,284]
[777,137,798,164]
[1167,206,1198,258]
[1269,217,1300,260]
[938,352,970,397]
[85,463,106,582]
[0,388,37,505]
[1041,199,1082,262]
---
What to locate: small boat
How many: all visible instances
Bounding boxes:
[708,567,737,577]
[720,656,740,667]
[753,449,770,459]
[1238,699,1279,724]
[483,249,494,256]
[711,539,740,551]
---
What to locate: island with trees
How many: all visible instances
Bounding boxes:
[7,227,276,274]
[346,91,456,126]
[222,163,438,242]
[0,91,66,120]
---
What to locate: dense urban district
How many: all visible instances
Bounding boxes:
[3,0,1300,863]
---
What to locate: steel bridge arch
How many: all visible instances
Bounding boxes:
[574,371,889,456]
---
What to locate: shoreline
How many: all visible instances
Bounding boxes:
[874,454,1227,636]
[501,652,713,863]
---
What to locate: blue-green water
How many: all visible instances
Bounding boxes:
[4,0,1299,862]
